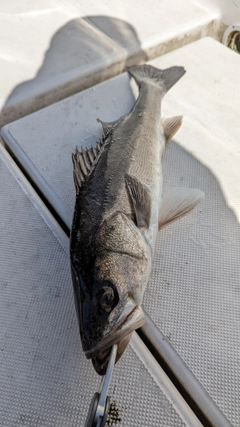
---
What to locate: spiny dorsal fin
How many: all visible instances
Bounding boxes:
[72,143,104,194]
[125,174,151,228]
[87,147,94,163]
[72,151,84,192]
[158,187,204,230]
[161,116,183,143]
[81,148,91,171]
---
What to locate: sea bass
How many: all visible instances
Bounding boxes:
[70,64,204,375]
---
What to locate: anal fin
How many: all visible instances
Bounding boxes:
[125,174,151,228]
[161,116,183,142]
[158,187,204,230]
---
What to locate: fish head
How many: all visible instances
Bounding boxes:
[71,212,151,375]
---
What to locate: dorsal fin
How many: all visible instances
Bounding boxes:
[161,116,183,142]
[72,143,104,194]
[97,116,126,137]
[97,118,114,136]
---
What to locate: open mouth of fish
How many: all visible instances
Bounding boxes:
[85,303,145,375]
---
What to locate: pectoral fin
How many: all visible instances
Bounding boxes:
[161,116,183,142]
[158,187,204,230]
[125,174,151,228]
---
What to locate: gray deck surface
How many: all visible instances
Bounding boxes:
[1,37,240,426]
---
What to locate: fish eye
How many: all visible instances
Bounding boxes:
[100,286,115,312]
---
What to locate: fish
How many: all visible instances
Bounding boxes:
[70,64,204,375]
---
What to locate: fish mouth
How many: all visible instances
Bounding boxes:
[85,303,145,374]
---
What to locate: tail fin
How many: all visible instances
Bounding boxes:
[127,64,185,93]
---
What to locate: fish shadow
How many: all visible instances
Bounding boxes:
[1,16,148,127]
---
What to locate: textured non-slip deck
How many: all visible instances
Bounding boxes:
[2,37,239,426]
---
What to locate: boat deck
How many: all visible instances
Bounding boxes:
[0,2,240,426]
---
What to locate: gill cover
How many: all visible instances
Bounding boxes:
[96,211,148,259]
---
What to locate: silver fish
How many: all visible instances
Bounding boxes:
[70,64,204,375]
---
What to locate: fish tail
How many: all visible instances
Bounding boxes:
[127,64,185,94]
